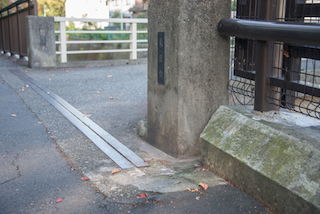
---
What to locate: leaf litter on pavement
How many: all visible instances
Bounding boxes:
[198,181,209,191]
[111,169,121,175]
[56,198,63,203]
[81,177,89,181]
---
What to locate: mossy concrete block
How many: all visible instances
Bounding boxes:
[200,105,320,214]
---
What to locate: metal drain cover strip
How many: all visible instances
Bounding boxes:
[11,69,149,169]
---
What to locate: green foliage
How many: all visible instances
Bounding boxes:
[38,0,66,17]
[0,0,16,9]
[66,22,130,41]
[136,13,146,19]
[231,0,237,11]
[0,0,14,10]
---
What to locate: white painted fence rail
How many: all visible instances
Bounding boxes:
[54,17,148,63]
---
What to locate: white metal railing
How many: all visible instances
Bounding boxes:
[54,17,148,63]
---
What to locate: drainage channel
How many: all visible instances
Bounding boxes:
[10,69,149,169]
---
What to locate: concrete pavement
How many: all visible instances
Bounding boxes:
[0,56,271,213]
[0,65,104,213]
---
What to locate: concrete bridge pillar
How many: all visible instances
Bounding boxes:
[147,0,231,157]
[26,16,56,68]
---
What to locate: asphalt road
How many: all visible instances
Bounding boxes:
[0,56,271,214]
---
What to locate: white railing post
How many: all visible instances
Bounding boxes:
[130,22,137,60]
[59,20,67,63]
[54,18,147,61]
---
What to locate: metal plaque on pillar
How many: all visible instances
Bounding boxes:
[158,32,165,85]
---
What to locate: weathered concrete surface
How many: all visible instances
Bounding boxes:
[201,105,320,214]
[26,16,56,68]
[136,117,148,141]
[0,59,227,198]
[147,0,230,158]
[0,55,275,213]
[86,159,228,195]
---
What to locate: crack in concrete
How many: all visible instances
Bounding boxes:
[0,154,22,185]
[13,154,22,177]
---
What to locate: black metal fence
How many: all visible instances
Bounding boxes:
[0,0,37,58]
[221,0,320,119]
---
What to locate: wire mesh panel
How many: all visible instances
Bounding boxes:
[229,0,320,119]
[229,0,257,105]
[267,0,320,119]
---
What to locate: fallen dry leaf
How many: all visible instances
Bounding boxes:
[81,177,89,181]
[186,188,205,195]
[281,49,290,58]
[56,198,63,203]
[106,75,113,78]
[186,188,199,193]
[139,193,147,198]
[198,181,209,191]
[198,190,205,196]
[11,114,17,117]
[111,169,121,175]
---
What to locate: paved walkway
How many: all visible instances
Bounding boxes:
[0,56,271,213]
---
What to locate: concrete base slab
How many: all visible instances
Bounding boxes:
[86,157,227,195]
[201,105,320,214]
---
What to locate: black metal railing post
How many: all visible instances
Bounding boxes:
[0,12,4,53]
[16,5,21,57]
[282,0,305,108]
[7,8,12,55]
[28,0,31,15]
[254,0,280,112]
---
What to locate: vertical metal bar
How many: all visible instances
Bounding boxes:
[16,5,21,57]
[7,8,12,55]
[59,20,67,63]
[254,0,280,112]
[28,0,31,15]
[130,22,137,59]
[281,0,305,108]
[0,13,4,53]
